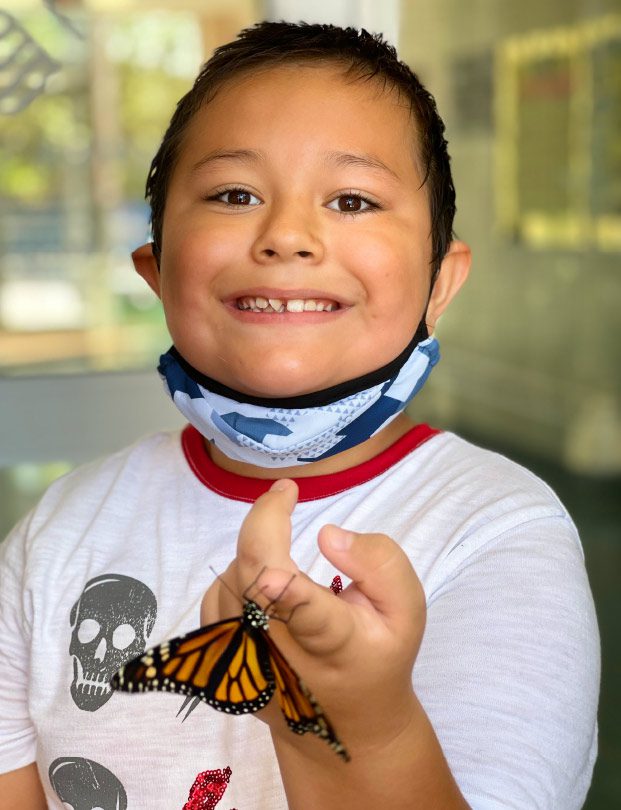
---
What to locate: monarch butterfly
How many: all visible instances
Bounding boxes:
[110,593,350,762]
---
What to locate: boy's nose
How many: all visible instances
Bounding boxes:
[251,208,324,264]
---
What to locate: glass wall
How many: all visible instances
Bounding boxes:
[397,5,619,809]
[0,0,258,534]
[399,1,621,475]
[1,0,258,376]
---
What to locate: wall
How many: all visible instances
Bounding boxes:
[400,0,621,473]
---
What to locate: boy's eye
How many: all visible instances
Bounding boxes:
[327,194,376,213]
[209,189,261,206]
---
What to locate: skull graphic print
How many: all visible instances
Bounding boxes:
[49,756,128,810]
[69,574,157,711]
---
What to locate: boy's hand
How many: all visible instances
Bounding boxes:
[200,478,426,757]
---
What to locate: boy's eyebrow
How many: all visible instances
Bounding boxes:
[190,148,400,180]
[325,150,400,180]
[190,149,262,173]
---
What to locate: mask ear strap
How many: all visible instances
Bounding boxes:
[419,270,439,339]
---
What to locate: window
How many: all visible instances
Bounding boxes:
[0,1,258,375]
[495,14,621,250]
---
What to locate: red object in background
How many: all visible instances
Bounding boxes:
[330,575,343,595]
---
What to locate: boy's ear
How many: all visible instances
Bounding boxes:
[131,243,161,299]
[425,240,471,331]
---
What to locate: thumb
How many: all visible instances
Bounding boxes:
[318,524,425,626]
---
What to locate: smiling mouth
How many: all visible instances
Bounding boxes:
[236,296,340,313]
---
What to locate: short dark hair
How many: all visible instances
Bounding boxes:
[146,21,456,278]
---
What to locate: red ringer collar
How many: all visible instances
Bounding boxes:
[181,423,440,503]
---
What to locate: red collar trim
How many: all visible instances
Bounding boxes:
[181,423,441,503]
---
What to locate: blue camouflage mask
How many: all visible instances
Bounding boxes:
[158,322,439,468]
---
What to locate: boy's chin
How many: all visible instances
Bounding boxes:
[212,364,348,400]
[234,379,330,399]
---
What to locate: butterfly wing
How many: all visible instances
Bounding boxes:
[111,617,275,714]
[262,630,350,762]
[111,605,350,761]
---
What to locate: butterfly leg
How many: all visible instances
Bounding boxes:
[208,564,269,608]
[260,572,296,613]
[210,565,306,623]
[267,599,310,625]
[256,574,311,624]
[241,565,269,603]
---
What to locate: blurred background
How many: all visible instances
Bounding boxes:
[0,0,618,805]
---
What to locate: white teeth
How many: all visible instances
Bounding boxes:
[236,296,339,313]
[286,299,304,313]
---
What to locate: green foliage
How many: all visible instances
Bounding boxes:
[1,10,201,205]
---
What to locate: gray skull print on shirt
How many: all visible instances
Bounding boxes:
[49,756,127,810]
[69,574,157,711]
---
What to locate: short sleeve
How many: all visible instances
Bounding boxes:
[415,515,600,810]
[0,517,38,773]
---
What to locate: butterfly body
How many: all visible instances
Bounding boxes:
[111,599,350,761]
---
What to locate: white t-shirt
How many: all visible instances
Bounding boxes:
[0,424,599,809]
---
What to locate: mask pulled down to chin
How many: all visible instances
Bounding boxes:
[158,325,439,469]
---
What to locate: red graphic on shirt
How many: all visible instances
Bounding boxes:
[182,766,237,810]
[330,575,343,595]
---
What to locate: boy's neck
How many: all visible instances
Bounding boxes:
[204,412,417,480]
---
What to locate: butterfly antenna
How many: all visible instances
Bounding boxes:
[208,565,244,608]
[241,565,268,603]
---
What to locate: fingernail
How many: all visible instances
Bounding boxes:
[329,526,353,550]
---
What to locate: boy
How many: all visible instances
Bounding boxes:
[0,22,599,810]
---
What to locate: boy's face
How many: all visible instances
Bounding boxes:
[136,64,467,398]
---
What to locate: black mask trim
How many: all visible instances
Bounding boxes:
[168,320,429,409]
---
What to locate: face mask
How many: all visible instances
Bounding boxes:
[158,322,439,468]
